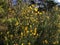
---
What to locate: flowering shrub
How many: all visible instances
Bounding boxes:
[0,0,60,45]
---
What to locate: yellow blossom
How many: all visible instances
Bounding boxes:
[10,34,13,38]
[5,36,7,41]
[28,42,31,45]
[39,12,42,15]
[21,32,23,36]
[53,41,59,44]
[38,11,39,14]
[33,32,36,36]
[15,21,19,26]
[34,8,38,12]
[7,31,9,34]
[46,16,49,19]
[21,43,24,45]
[56,41,59,44]
[14,43,18,45]
[44,40,48,44]
[34,28,37,33]
[31,4,35,7]
[25,26,28,30]
[53,41,56,44]
[26,31,29,34]
[29,6,32,9]
[30,30,33,32]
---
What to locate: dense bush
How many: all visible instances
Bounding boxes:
[0,0,60,45]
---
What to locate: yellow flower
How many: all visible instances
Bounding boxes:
[53,41,56,44]
[28,42,31,45]
[15,21,19,26]
[5,36,7,41]
[25,26,28,31]
[21,43,24,45]
[46,16,49,19]
[29,6,32,9]
[38,11,39,14]
[26,31,29,34]
[7,31,9,34]
[33,32,36,36]
[14,43,18,45]
[56,41,59,44]
[34,8,38,12]
[21,32,23,36]
[31,4,35,7]
[34,28,37,33]
[30,30,33,32]
[10,34,13,38]
[39,12,42,15]
[53,41,59,44]
[44,40,48,44]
